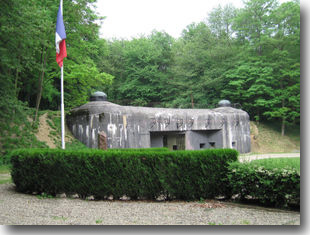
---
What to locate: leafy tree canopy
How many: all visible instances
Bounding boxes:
[0,0,300,136]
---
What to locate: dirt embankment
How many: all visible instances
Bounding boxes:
[250,122,299,154]
[34,113,56,148]
[34,112,75,149]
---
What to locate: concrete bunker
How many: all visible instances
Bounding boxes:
[67,92,251,153]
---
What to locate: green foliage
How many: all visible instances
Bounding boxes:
[63,48,114,109]
[44,111,88,149]
[0,0,113,112]
[228,160,300,208]
[65,140,88,150]
[96,219,103,224]
[105,31,174,107]
[36,192,54,199]
[0,165,12,184]
[220,0,300,133]
[1,0,105,156]
[249,157,300,173]
[10,148,238,200]
[0,110,48,163]
[0,165,11,174]
[100,0,299,133]
[222,59,276,121]
[0,0,300,155]
[0,178,12,185]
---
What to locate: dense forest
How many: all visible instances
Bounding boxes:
[0,0,300,136]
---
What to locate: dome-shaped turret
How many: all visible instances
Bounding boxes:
[218,99,231,107]
[90,91,107,101]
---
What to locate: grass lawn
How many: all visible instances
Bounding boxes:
[0,165,11,174]
[0,165,11,184]
[249,157,300,173]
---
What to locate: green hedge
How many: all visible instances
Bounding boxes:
[1,147,169,166]
[228,162,300,208]
[10,148,238,200]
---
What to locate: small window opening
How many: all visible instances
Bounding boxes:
[200,143,206,149]
[209,142,215,148]
[232,141,236,148]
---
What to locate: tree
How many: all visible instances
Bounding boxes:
[262,0,300,135]
[222,58,275,122]
[0,0,114,115]
[0,0,56,121]
[233,0,278,55]
[104,31,174,107]
[167,23,215,108]
[224,0,300,135]
[208,4,236,39]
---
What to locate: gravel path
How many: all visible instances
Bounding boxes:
[239,152,300,162]
[0,184,300,225]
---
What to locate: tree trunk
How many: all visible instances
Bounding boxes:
[14,70,19,96]
[256,111,260,125]
[190,89,194,108]
[281,98,285,136]
[34,47,47,123]
[281,117,285,136]
[13,58,20,117]
[280,81,285,136]
[14,57,20,98]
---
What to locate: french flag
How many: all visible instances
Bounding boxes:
[55,0,67,67]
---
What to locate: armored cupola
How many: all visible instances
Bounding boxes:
[218,99,231,107]
[90,91,107,101]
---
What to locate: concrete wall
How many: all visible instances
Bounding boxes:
[186,130,223,150]
[150,132,164,148]
[213,107,251,153]
[67,101,251,153]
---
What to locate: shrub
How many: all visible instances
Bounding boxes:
[228,161,300,209]
[10,148,238,200]
[248,157,300,173]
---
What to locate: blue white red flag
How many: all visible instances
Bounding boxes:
[55,0,67,67]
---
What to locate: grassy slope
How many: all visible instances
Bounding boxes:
[38,111,87,150]
[0,110,48,162]
[0,110,86,162]
[250,121,300,154]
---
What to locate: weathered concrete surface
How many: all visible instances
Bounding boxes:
[67,100,251,153]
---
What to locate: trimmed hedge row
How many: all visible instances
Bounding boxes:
[10,148,238,200]
[1,147,169,166]
[228,162,300,208]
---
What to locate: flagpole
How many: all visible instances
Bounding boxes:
[61,65,65,149]
[56,0,66,150]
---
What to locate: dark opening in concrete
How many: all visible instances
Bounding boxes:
[150,131,185,150]
[209,142,216,148]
